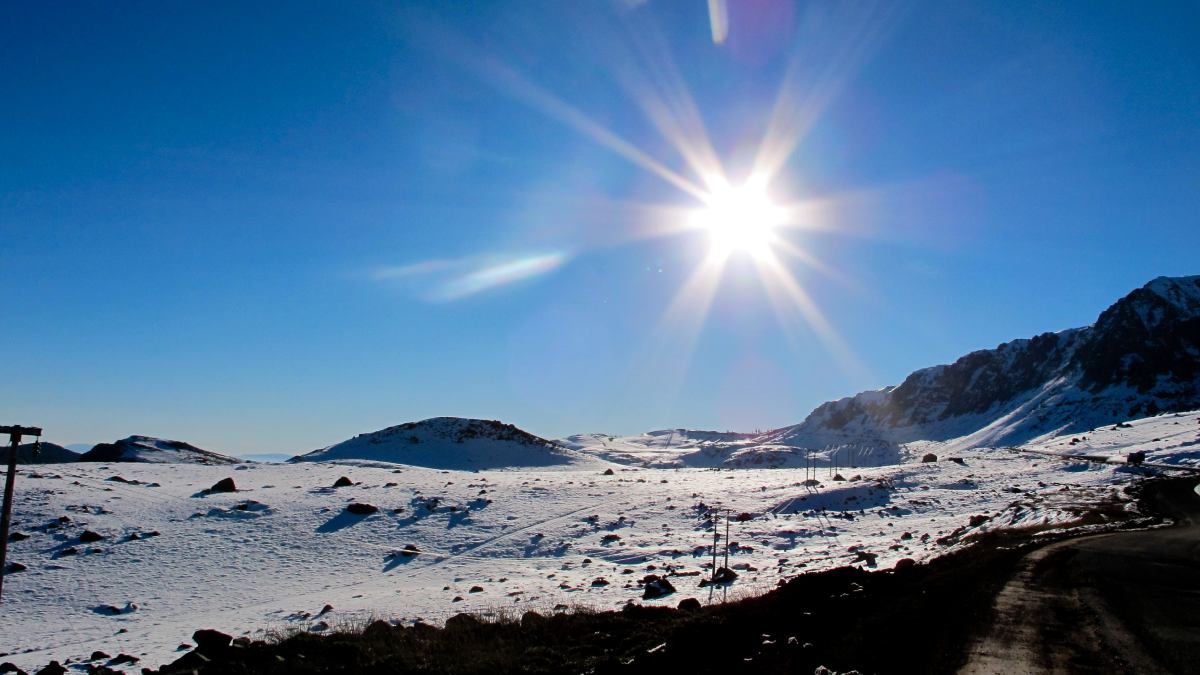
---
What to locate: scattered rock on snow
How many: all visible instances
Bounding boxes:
[92,602,138,616]
[677,597,701,611]
[363,620,395,639]
[33,661,65,675]
[192,628,233,653]
[346,502,379,515]
[641,575,676,599]
[332,476,354,488]
[710,567,739,584]
[922,453,938,463]
[445,613,482,631]
[208,477,237,493]
[79,530,104,543]
[853,551,878,566]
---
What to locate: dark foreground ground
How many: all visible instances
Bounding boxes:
[962,476,1200,674]
[41,476,1192,675]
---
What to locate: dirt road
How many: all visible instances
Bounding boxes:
[961,478,1200,674]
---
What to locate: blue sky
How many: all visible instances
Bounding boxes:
[2,1,1198,455]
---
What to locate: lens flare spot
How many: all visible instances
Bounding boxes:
[692,182,784,260]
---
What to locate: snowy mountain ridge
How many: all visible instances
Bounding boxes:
[564,275,1200,467]
[767,274,1200,453]
[50,276,1199,471]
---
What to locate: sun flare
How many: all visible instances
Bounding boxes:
[692,182,784,260]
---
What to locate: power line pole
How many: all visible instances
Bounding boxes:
[1,425,41,604]
[710,512,719,582]
[723,512,730,571]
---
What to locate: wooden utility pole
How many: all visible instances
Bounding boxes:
[723,512,730,571]
[0,425,41,604]
[710,513,719,582]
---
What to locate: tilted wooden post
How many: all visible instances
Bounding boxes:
[0,425,41,604]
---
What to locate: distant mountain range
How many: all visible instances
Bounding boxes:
[566,274,1200,467]
[24,275,1199,469]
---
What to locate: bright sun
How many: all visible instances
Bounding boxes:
[691,182,784,260]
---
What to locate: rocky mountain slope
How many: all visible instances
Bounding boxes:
[762,275,1200,452]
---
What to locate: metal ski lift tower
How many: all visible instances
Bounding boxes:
[0,424,41,604]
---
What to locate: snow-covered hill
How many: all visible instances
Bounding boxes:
[759,275,1200,455]
[77,436,242,465]
[291,417,597,470]
[4,410,1193,673]
[1030,409,1200,467]
[560,429,758,468]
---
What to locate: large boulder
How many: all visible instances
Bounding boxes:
[192,628,233,653]
[208,477,237,493]
[345,502,378,515]
[641,575,676,599]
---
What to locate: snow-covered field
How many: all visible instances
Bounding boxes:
[3,412,1198,672]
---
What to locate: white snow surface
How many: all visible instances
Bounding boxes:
[1026,409,1200,467]
[559,429,759,468]
[3,411,1198,672]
